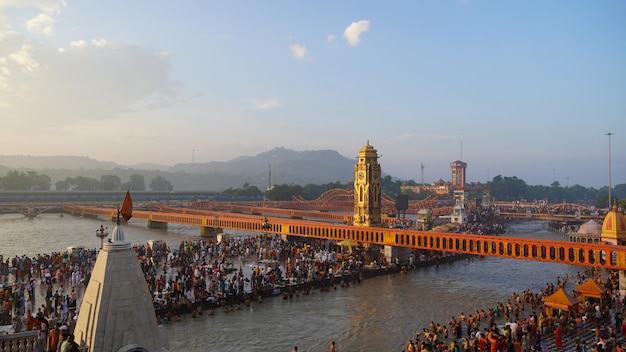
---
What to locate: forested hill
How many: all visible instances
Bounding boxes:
[0,148,357,191]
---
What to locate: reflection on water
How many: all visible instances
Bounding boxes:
[0,215,581,352]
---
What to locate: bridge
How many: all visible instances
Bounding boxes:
[0,189,599,224]
[0,204,62,217]
[63,205,626,271]
[498,212,594,222]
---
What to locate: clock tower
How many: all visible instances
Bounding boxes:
[353,142,382,226]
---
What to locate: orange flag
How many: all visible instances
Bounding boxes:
[120,191,133,222]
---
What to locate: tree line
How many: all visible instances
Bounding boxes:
[0,170,174,192]
[0,170,623,209]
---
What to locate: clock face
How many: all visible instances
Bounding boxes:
[373,173,378,179]
[358,172,365,179]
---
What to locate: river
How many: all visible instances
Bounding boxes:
[0,213,584,351]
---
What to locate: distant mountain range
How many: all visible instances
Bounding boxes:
[0,148,365,191]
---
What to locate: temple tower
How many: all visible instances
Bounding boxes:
[353,142,382,226]
[600,205,626,293]
[73,224,169,352]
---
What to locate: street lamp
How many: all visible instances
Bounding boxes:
[261,217,271,259]
[96,225,108,249]
[606,132,614,208]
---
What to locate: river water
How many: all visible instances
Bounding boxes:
[0,213,584,352]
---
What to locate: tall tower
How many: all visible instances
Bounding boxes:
[450,160,467,190]
[353,142,382,226]
[600,205,626,294]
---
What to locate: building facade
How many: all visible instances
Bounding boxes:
[450,160,467,190]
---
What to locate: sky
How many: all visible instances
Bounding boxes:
[1,1,624,189]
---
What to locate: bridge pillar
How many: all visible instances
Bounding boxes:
[147,220,168,229]
[384,245,412,266]
[201,227,223,237]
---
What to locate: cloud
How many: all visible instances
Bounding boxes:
[289,43,310,60]
[1,1,67,14]
[70,40,87,47]
[8,44,40,72]
[252,99,280,110]
[392,134,413,140]
[327,34,336,43]
[0,37,183,128]
[2,0,66,38]
[343,20,370,47]
[25,13,54,36]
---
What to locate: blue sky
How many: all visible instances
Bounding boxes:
[1,1,624,188]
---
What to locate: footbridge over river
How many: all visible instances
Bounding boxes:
[64,205,626,271]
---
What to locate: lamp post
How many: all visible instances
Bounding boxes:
[261,218,271,259]
[606,132,614,208]
[96,225,108,249]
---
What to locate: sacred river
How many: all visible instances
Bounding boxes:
[0,213,584,351]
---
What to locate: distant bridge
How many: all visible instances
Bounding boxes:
[498,212,594,222]
[0,204,62,217]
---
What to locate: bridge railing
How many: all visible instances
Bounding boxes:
[64,205,626,271]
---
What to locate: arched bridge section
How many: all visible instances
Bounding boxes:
[291,189,354,211]
[64,205,626,271]
[289,188,442,214]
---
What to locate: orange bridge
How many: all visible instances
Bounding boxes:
[64,205,626,271]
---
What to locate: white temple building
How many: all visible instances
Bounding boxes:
[73,223,169,352]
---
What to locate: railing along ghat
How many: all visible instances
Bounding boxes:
[63,206,626,271]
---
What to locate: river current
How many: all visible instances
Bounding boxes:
[0,213,583,351]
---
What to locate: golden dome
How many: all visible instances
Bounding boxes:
[357,141,379,159]
[601,205,626,240]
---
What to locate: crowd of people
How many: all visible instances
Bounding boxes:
[401,268,626,352]
[0,248,95,351]
[6,226,626,352]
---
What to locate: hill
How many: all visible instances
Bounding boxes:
[0,148,358,191]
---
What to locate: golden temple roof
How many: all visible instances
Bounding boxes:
[601,205,626,240]
[358,142,378,159]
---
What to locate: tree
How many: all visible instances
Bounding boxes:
[73,176,100,191]
[1,170,29,190]
[32,173,51,190]
[150,175,173,191]
[0,170,51,190]
[100,175,121,191]
[122,174,145,191]
[487,175,528,201]
[55,179,71,191]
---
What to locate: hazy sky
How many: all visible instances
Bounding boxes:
[1,1,624,188]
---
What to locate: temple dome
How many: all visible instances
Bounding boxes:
[577,220,602,235]
[601,205,626,241]
[358,142,378,155]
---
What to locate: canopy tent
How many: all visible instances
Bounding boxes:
[575,278,606,308]
[542,287,579,317]
[336,239,360,255]
[337,240,360,247]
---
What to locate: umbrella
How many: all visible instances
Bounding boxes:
[337,239,360,247]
